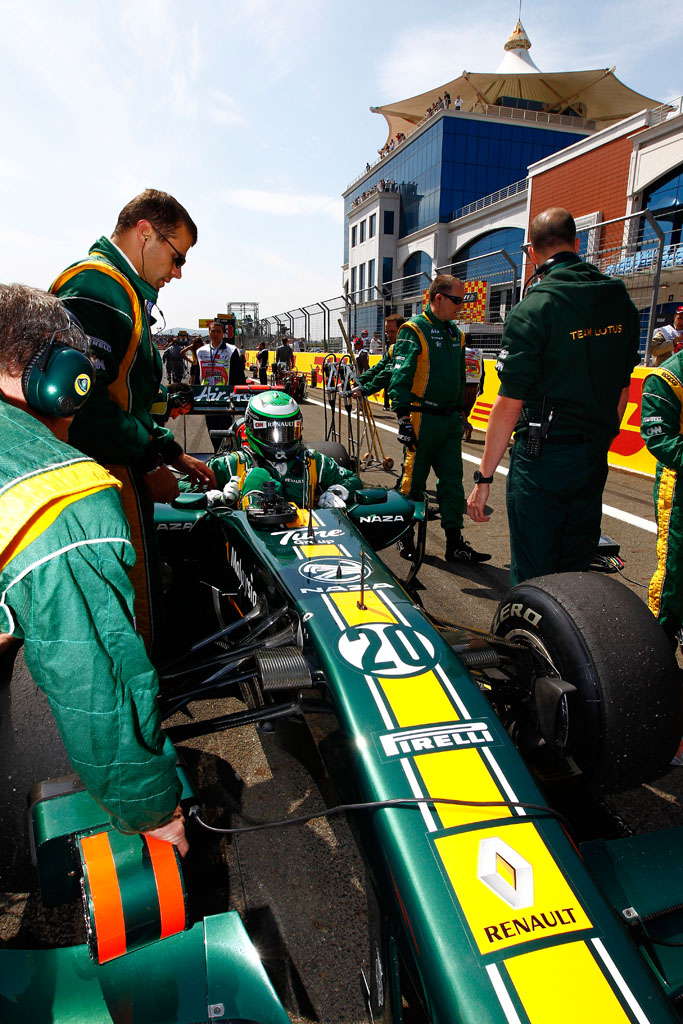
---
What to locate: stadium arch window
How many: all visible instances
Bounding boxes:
[402,251,432,297]
[642,164,683,250]
[451,227,524,322]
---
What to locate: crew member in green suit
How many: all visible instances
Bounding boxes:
[467,207,640,585]
[0,284,187,853]
[641,354,683,646]
[51,189,214,656]
[389,275,490,564]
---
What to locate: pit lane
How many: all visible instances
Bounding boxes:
[1,393,681,1024]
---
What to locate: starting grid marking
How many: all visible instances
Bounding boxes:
[305,397,657,535]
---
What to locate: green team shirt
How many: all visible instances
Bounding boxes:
[641,353,683,471]
[51,236,182,471]
[498,255,640,445]
[388,305,465,414]
[0,401,180,833]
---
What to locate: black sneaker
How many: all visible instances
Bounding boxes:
[445,536,491,564]
[397,532,417,561]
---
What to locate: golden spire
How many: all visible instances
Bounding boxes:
[504,19,532,52]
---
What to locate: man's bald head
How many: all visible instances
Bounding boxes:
[529,208,576,258]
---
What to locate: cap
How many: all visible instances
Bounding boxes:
[676,306,683,314]
[361,329,368,335]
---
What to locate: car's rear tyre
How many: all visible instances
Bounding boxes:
[310,440,352,469]
[491,572,681,792]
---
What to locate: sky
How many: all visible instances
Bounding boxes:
[0,0,682,331]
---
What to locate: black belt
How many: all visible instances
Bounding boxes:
[410,405,459,417]
[516,432,588,445]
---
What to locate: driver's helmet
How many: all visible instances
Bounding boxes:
[244,391,303,462]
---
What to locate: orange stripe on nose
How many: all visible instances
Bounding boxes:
[80,831,127,963]
[145,835,187,938]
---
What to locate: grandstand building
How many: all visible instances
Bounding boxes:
[341,21,679,352]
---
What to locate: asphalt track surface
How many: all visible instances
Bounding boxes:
[2,390,682,1024]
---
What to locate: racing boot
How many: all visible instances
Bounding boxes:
[444,528,491,564]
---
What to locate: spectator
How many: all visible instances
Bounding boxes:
[181,335,202,384]
[354,336,370,374]
[275,335,295,369]
[651,306,683,365]
[163,337,184,382]
[455,95,462,109]
[256,341,269,385]
[196,320,247,452]
[444,91,451,108]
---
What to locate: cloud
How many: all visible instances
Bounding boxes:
[221,189,343,222]
[374,3,683,105]
[205,90,245,126]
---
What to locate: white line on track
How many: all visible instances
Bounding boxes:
[305,396,657,534]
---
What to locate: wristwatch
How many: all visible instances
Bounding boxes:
[473,470,494,484]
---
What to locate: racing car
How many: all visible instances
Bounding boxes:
[4,446,683,1023]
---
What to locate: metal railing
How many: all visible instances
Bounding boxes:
[346,101,597,193]
[451,179,528,222]
[260,211,678,360]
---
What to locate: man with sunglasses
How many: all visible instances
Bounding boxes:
[388,274,490,564]
[50,189,215,657]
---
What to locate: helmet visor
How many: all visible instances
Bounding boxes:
[250,417,302,447]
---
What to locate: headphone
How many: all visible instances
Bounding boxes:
[21,328,95,417]
[522,250,578,298]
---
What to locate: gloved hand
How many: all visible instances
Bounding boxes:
[205,489,226,508]
[144,806,189,857]
[397,415,415,450]
[222,475,241,506]
[318,484,349,509]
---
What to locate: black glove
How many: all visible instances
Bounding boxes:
[397,415,415,450]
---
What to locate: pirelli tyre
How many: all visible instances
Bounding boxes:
[491,572,681,793]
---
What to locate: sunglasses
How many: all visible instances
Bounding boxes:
[520,242,532,257]
[438,292,463,306]
[153,226,187,268]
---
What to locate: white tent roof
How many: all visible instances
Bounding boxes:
[371,22,659,145]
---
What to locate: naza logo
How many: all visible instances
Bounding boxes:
[338,622,435,677]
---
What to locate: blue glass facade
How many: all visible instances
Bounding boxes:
[643,165,683,247]
[452,227,525,278]
[344,113,586,262]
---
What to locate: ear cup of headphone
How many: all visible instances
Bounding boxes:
[22,342,95,417]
